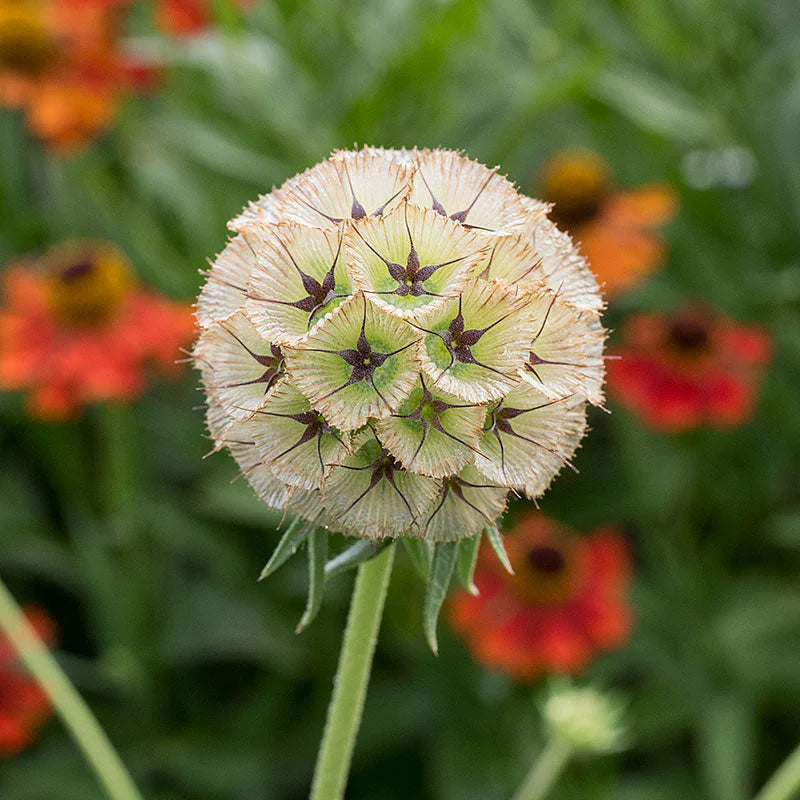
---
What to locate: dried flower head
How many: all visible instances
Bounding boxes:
[195,148,606,543]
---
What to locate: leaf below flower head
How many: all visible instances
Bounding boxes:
[297,529,328,632]
[258,515,314,580]
[244,223,353,346]
[423,541,459,654]
[456,535,481,595]
[285,294,420,431]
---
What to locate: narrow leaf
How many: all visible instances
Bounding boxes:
[296,529,328,633]
[324,540,389,582]
[485,525,514,575]
[456,535,481,596]
[258,516,312,581]
[423,542,458,655]
[402,537,433,581]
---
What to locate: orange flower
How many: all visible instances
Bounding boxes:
[0,0,145,150]
[0,607,55,756]
[0,240,195,419]
[606,305,771,431]
[449,513,633,682]
[539,149,677,295]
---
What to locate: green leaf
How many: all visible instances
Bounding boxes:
[456,535,481,596]
[324,539,390,582]
[402,537,434,581]
[484,525,514,575]
[296,529,328,633]
[423,542,458,655]
[258,516,312,581]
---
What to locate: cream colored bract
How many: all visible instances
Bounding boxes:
[194,147,606,541]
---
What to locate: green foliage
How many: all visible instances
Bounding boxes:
[2,0,800,797]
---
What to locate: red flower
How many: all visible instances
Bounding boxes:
[538,149,677,296]
[0,607,56,756]
[449,513,633,682]
[0,240,196,419]
[606,305,771,431]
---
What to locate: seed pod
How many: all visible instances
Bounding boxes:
[195,147,605,543]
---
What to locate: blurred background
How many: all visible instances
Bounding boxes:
[1,0,799,798]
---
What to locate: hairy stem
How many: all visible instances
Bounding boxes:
[0,577,143,800]
[310,544,395,800]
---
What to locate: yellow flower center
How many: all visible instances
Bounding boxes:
[509,541,579,605]
[0,1,58,77]
[47,245,132,327]
[540,149,611,228]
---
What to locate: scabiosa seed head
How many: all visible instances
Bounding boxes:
[194,147,606,542]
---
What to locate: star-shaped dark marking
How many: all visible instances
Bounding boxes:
[417,165,499,230]
[254,233,349,329]
[291,159,408,224]
[524,291,593,385]
[483,396,578,482]
[423,474,504,538]
[353,204,482,300]
[410,294,516,383]
[306,296,419,408]
[393,374,484,469]
[251,407,346,475]
[211,327,284,394]
[332,434,416,520]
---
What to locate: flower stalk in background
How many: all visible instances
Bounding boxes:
[0,579,143,799]
[449,512,632,680]
[606,303,771,431]
[0,0,147,150]
[0,239,195,419]
[195,146,606,800]
[512,683,627,800]
[539,148,676,296]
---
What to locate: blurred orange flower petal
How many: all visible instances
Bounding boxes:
[540,150,677,296]
[0,241,196,419]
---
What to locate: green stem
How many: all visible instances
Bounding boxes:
[0,577,144,800]
[310,544,395,800]
[754,741,800,800]
[511,738,573,800]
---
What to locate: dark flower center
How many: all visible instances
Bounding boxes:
[47,249,131,328]
[0,11,58,77]
[541,151,611,229]
[668,312,710,352]
[526,544,566,575]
